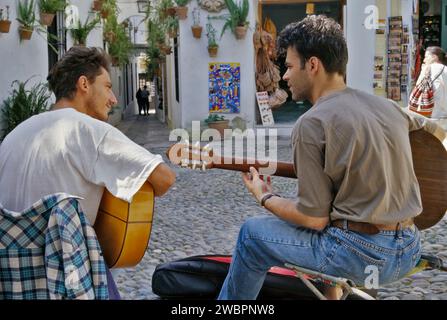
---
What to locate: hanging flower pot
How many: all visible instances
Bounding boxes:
[0,20,11,33]
[167,7,177,17]
[162,45,172,55]
[207,45,218,58]
[191,25,202,39]
[176,6,188,20]
[100,9,109,19]
[92,0,103,11]
[235,25,248,40]
[39,12,55,26]
[111,56,119,66]
[19,26,33,40]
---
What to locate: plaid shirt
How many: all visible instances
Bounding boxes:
[0,194,109,299]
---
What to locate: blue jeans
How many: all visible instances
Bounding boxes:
[218,215,421,300]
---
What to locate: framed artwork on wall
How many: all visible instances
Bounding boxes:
[208,62,241,113]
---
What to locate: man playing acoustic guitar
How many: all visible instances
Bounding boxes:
[0,47,175,298]
[218,15,445,300]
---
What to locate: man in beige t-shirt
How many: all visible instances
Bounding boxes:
[219,15,433,300]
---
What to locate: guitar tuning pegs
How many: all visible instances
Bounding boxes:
[181,158,189,167]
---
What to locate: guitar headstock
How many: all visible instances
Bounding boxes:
[166,141,215,171]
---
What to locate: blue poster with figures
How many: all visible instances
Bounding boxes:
[208,62,240,113]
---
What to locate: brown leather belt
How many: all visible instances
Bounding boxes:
[331,219,414,235]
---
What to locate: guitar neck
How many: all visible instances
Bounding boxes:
[212,157,297,178]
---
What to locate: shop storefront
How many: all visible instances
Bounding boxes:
[169,0,447,135]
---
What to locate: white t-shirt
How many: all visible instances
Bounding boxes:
[0,108,164,224]
[428,63,447,119]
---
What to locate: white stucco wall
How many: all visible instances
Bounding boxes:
[0,0,135,129]
[174,1,256,130]
[0,0,49,111]
[346,0,376,94]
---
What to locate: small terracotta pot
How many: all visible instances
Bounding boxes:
[19,26,33,40]
[208,45,218,58]
[191,25,202,39]
[207,120,230,137]
[0,20,11,33]
[40,12,55,26]
[111,56,119,66]
[92,0,103,11]
[176,6,188,20]
[166,7,177,17]
[235,25,247,40]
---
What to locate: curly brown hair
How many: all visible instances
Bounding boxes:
[47,47,111,101]
[278,15,348,76]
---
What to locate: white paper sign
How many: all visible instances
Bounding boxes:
[256,92,275,126]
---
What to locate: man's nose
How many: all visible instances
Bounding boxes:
[110,92,118,105]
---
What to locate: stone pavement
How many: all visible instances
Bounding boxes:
[112,114,447,300]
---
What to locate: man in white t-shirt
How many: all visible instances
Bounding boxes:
[0,47,176,298]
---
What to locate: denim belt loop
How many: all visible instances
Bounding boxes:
[343,219,348,231]
[394,222,403,239]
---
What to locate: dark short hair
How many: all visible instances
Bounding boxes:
[47,47,111,101]
[426,46,447,65]
[278,15,348,76]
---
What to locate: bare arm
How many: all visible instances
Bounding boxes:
[242,167,329,231]
[147,163,176,197]
[262,196,329,231]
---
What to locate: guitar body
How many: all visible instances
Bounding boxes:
[94,182,155,268]
[410,130,447,230]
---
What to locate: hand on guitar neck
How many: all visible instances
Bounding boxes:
[166,142,296,178]
[166,129,447,231]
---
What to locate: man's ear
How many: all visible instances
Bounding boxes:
[307,57,321,74]
[77,75,90,94]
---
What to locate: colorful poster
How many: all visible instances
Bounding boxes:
[208,62,240,113]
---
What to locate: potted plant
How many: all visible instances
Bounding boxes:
[92,0,103,11]
[1,79,51,141]
[100,0,117,19]
[206,22,218,57]
[191,6,202,39]
[204,114,230,137]
[106,18,132,67]
[159,0,176,20]
[165,15,179,38]
[17,0,37,41]
[0,6,11,33]
[38,0,65,26]
[174,0,189,20]
[220,0,249,40]
[70,15,100,46]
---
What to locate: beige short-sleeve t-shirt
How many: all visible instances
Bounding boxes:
[292,87,423,224]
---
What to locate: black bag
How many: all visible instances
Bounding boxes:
[152,255,332,300]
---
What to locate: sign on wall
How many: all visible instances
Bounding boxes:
[255,92,275,126]
[208,62,240,113]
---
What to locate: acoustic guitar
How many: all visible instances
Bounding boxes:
[93,182,155,268]
[167,129,447,231]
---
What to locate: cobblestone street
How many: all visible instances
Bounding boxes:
[112,115,447,300]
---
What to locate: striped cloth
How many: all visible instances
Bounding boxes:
[0,194,109,299]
